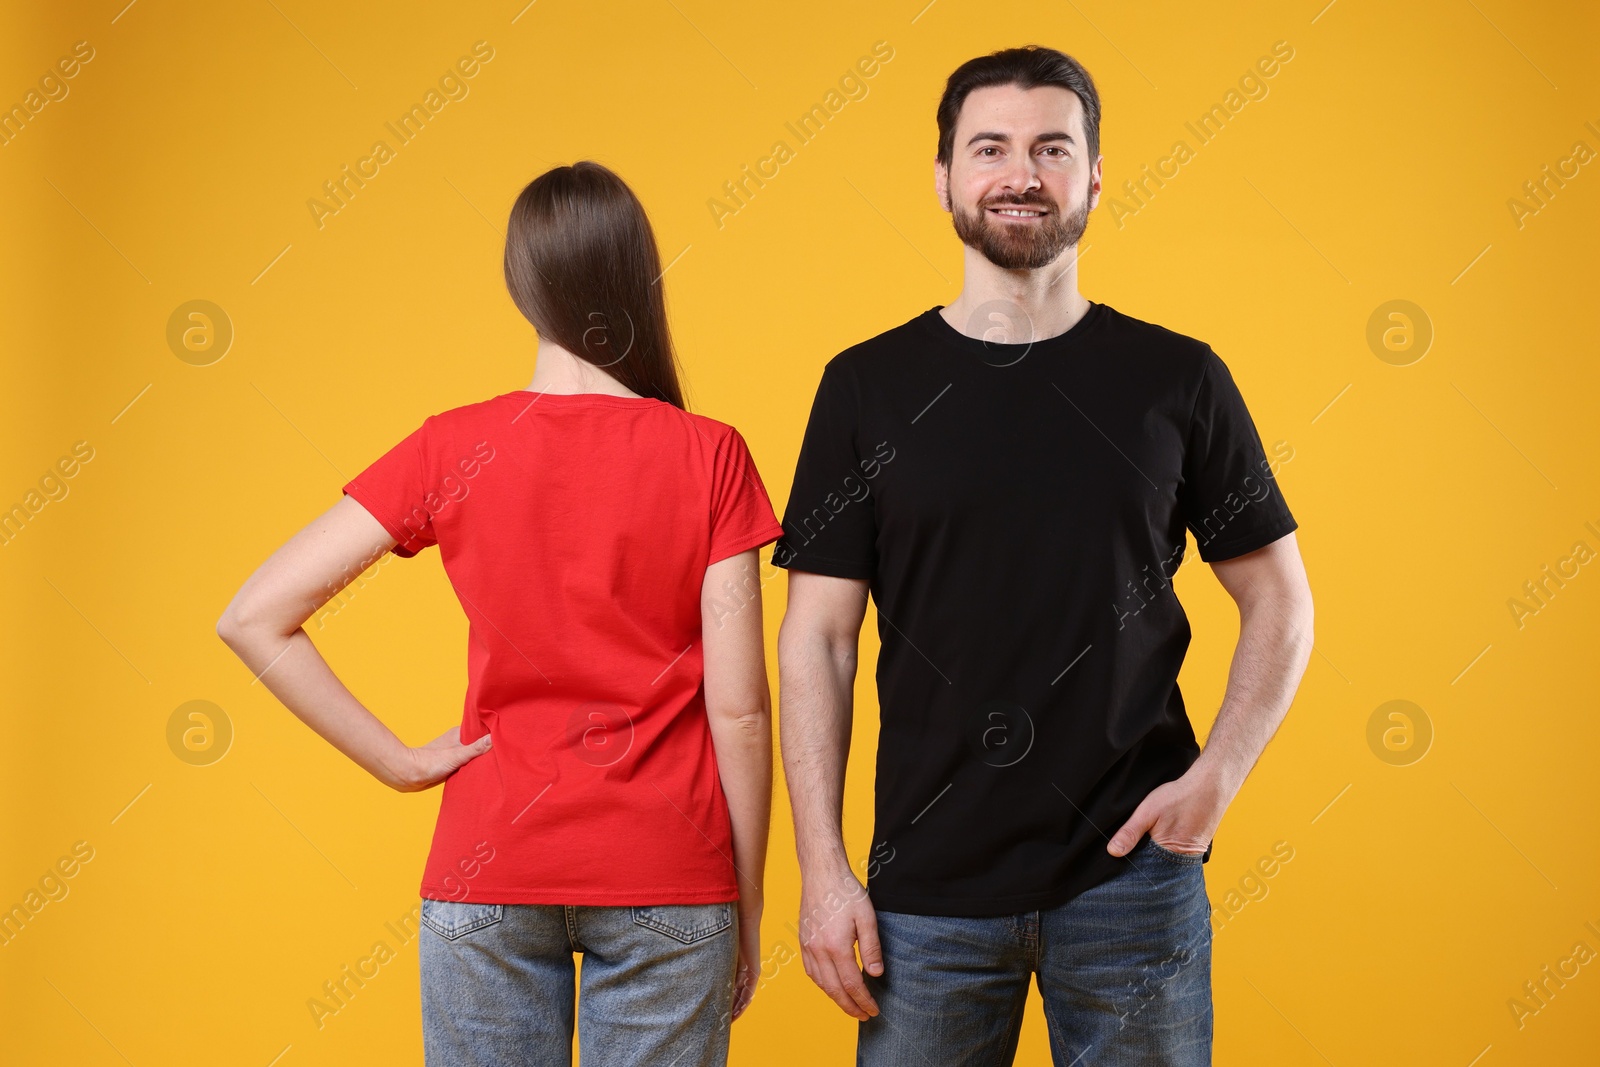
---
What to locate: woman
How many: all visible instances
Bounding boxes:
[217,161,783,1066]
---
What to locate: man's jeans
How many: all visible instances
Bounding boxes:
[420,900,738,1067]
[860,836,1213,1066]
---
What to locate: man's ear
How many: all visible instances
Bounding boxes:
[933,159,951,213]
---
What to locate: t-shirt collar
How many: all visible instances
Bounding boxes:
[916,299,1106,360]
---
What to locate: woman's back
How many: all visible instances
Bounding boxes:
[221,161,778,1058]
[342,387,783,903]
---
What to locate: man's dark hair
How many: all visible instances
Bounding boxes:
[935,46,1101,170]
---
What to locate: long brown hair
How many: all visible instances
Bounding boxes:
[502,162,687,409]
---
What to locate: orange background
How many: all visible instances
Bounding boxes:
[2,1,1597,1063]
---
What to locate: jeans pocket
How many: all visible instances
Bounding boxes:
[1144,838,1209,865]
[420,898,504,940]
[630,903,734,945]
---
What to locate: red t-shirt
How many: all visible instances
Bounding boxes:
[341,389,785,905]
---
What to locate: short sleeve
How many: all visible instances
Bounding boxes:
[707,426,786,566]
[342,419,440,558]
[1178,348,1298,563]
[770,361,878,579]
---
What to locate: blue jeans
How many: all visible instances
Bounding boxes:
[859,836,1213,1066]
[419,900,738,1067]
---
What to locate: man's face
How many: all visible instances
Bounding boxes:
[937,83,1101,270]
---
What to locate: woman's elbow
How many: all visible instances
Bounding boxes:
[215,592,277,649]
[215,601,248,647]
[707,691,772,736]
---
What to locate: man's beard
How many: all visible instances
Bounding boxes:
[951,188,1091,270]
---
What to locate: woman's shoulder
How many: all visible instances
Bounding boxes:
[679,409,768,460]
[677,408,739,438]
[416,389,528,427]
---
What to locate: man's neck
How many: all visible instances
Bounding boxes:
[939,246,1090,343]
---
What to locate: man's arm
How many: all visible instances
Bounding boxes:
[776,569,883,1020]
[1108,532,1314,856]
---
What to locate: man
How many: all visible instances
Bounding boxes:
[771,45,1315,1066]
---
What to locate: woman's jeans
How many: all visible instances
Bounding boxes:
[859,836,1214,1066]
[420,899,738,1067]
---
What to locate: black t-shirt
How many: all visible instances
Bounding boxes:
[772,300,1298,917]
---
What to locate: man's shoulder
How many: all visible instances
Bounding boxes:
[1092,302,1226,396]
[821,307,936,379]
[1097,302,1214,361]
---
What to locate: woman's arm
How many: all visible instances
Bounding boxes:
[215,495,491,791]
[700,548,774,1020]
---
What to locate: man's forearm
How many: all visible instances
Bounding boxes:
[1191,598,1314,797]
[778,628,857,875]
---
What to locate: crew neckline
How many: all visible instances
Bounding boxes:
[917,299,1106,359]
[497,389,665,408]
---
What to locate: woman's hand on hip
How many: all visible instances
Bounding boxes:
[387,726,492,792]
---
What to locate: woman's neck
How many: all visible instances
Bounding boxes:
[524,339,643,398]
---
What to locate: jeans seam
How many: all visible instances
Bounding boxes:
[420,899,503,941]
[1033,910,1043,972]
[631,903,733,944]
[564,904,582,951]
[1147,839,1207,866]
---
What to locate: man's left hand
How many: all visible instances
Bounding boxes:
[1106,763,1233,857]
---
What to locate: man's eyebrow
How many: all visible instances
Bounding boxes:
[966,130,1077,147]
